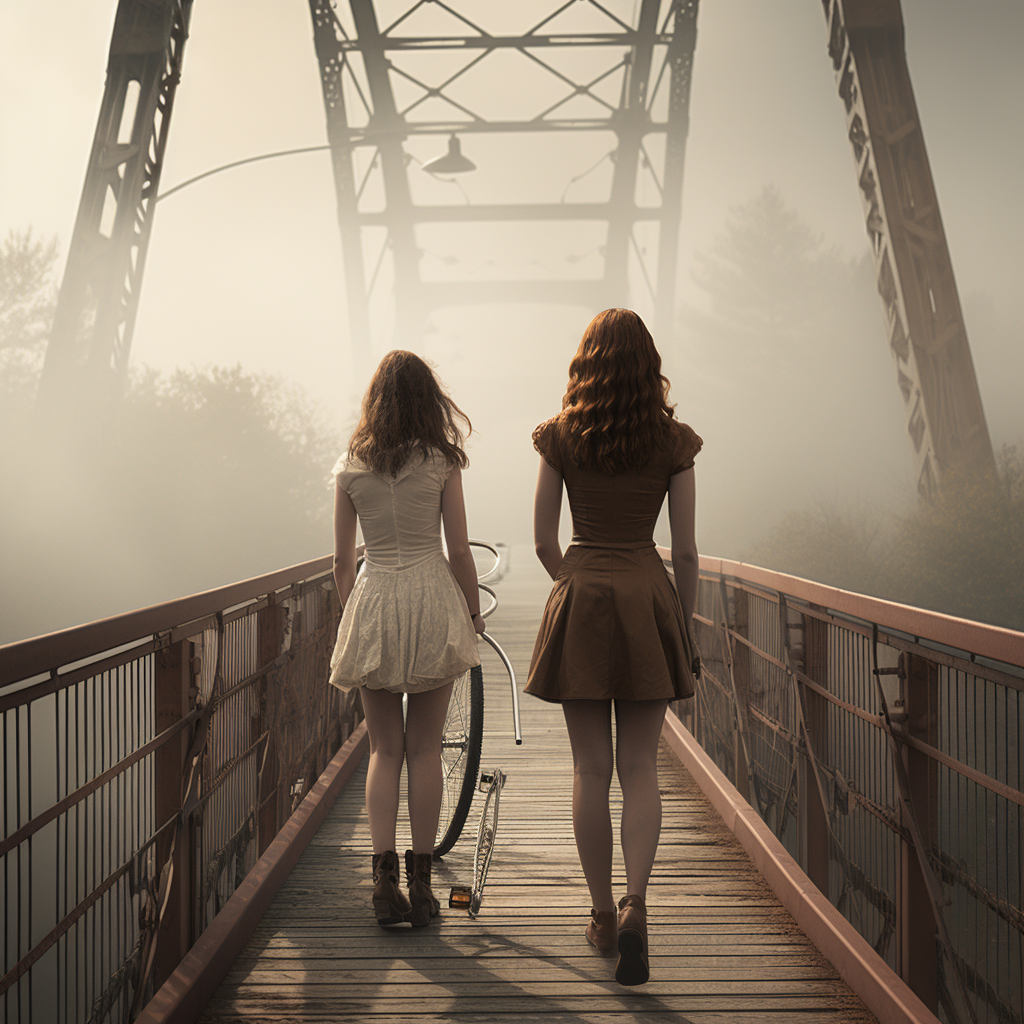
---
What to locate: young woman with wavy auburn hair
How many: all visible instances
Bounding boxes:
[526,308,702,986]
[329,350,485,928]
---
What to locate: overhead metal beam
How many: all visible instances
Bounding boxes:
[822,0,995,493]
[355,203,670,224]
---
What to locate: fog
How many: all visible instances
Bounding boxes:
[1,1,1022,642]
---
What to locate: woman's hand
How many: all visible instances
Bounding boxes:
[471,611,486,635]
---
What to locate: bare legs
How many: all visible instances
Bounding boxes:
[359,681,455,855]
[562,698,669,908]
[405,684,455,852]
[614,698,669,897]
[360,687,404,855]
[562,701,615,912]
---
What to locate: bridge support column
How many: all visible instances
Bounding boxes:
[154,637,196,987]
[900,653,939,1011]
[801,612,831,897]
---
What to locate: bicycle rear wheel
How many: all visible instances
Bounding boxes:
[434,664,483,856]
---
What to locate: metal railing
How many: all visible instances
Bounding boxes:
[670,553,1023,1024]
[0,555,363,1024]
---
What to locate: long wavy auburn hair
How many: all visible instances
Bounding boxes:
[348,350,471,477]
[559,308,675,473]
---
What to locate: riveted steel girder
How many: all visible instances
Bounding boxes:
[823,0,995,494]
[38,0,193,405]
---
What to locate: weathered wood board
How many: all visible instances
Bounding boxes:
[199,552,877,1023]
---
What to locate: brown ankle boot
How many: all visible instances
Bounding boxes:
[585,908,617,955]
[404,849,441,927]
[371,850,411,927]
[615,894,649,985]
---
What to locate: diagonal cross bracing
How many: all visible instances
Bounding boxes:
[308,0,699,354]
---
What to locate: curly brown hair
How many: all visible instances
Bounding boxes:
[348,350,471,477]
[559,308,676,473]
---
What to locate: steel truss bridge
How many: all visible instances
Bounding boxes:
[39,0,995,494]
[8,2,1020,1023]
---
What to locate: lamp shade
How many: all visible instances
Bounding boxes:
[421,134,476,174]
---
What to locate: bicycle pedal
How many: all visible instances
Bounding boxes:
[478,768,506,792]
[449,886,473,910]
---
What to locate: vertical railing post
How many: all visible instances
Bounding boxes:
[730,585,751,801]
[257,596,287,855]
[900,652,940,1010]
[153,637,195,987]
[801,609,831,893]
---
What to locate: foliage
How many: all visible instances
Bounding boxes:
[748,448,1024,631]
[1,361,343,642]
[745,503,886,598]
[113,363,342,578]
[689,183,864,377]
[0,228,59,402]
[0,238,344,642]
[882,447,1024,629]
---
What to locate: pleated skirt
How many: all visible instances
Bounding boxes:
[328,551,480,694]
[525,543,698,703]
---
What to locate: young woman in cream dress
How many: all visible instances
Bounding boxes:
[329,351,485,927]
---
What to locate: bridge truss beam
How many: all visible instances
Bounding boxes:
[823,0,996,494]
[38,0,194,404]
[308,0,699,356]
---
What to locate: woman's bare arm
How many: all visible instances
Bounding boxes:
[534,458,564,580]
[441,467,486,634]
[333,483,358,608]
[667,467,699,623]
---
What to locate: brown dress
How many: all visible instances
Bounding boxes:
[525,416,702,703]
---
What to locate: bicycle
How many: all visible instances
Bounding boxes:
[433,541,521,917]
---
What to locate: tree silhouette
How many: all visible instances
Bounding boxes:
[689,183,856,375]
[0,228,59,402]
[0,231,344,642]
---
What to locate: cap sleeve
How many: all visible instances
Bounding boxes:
[331,453,363,492]
[670,422,703,475]
[532,417,563,473]
[426,450,456,487]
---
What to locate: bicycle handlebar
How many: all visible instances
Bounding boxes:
[469,540,502,582]
[480,633,522,745]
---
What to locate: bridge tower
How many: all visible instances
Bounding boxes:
[822,0,996,493]
[36,0,996,490]
[37,0,194,405]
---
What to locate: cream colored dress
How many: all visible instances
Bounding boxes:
[328,450,480,693]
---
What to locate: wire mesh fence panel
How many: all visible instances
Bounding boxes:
[0,556,362,1024]
[674,554,1024,1024]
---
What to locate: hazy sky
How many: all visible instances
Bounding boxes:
[2,0,1021,555]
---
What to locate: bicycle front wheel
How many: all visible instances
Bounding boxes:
[434,664,483,856]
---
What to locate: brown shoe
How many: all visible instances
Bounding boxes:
[405,850,441,927]
[371,850,411,927]
[615,894,649,985]
[585,908,617,955]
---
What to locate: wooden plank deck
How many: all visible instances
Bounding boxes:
[199,551,877,1022]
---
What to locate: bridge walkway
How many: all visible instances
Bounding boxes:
[198,556,877,1022]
